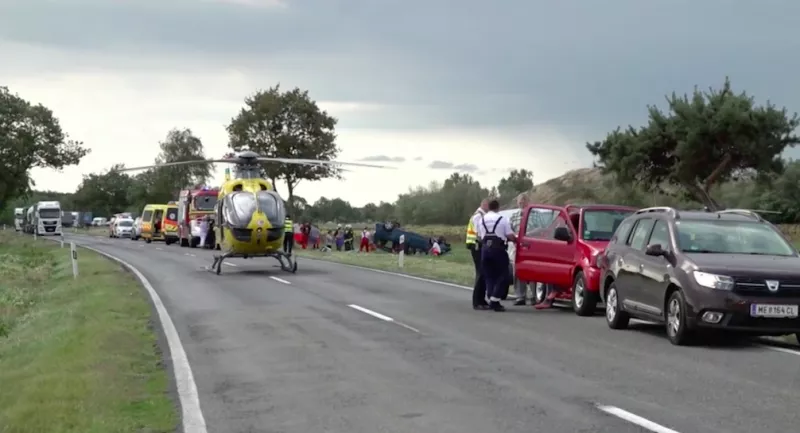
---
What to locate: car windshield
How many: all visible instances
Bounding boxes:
[117,220,133,227]
[676,220,796,256]
[193,195,218,211]
[582,210,635,241]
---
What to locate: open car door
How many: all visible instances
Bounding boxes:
[515,204,577,288]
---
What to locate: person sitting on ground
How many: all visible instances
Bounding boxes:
[430,238,442,256]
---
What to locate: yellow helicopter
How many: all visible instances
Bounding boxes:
[116,150,391,275]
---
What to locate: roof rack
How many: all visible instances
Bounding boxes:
[635,206,679,219]
[716,209,763,222]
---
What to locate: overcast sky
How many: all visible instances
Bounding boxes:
[2,0,799,206]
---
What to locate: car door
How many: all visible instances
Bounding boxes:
[619,218,658,315]
[516,205,575,287]
[637,219,673,314]
[603,218,636,278]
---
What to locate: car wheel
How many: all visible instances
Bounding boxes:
[533,283,547,304]
[666,290,694,346]
[605,281,629,329]
[572,271,598,316]
[145,238,152,244]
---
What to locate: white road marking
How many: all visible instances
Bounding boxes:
[349,304,395,321]
[156,247,163,250]
[347,304,419,333]
[65,242,208,433]
[755,343,800,356]
[270,276,291,285]
[223,262,238,267]
[596,405,680,433]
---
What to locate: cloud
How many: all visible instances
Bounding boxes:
[428,161,454,169]
[427,161,479,173]
[6,0,800,206]
[453,163,479,173]
[3,0,799,137]
[357,155,406,163]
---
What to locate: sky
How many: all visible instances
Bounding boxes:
[2,0,799,207]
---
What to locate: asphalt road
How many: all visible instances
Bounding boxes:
[63,233,800,433]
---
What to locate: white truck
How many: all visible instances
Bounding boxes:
[33,201,63,236]
[13,208,24,231]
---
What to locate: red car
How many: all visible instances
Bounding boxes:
[514,204,637,316]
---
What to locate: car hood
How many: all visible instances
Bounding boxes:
[688,253,800,277]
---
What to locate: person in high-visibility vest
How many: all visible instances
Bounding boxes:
[283,215,294,254]
[467,199,489,310]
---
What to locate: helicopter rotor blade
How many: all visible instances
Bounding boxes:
[254,157,395,169]
[113,159,237,173]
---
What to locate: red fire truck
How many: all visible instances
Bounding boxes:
[177,185,220,248]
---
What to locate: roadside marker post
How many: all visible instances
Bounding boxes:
[60,233,65,248]
[33,231,37,241]
[398,234,405,268]
[70,242,79,279]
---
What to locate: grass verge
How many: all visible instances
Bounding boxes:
[0,231,177,432]
[294,247,475,286]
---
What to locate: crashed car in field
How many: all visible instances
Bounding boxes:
[372,222,452,255]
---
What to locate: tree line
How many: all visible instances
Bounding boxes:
[2,77,800,226]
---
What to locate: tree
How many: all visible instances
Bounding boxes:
[0,86,89,209]
[150,128,211,201]
[587,78,800,210]
[497,169,533,200]
[226,85,341,216]
[73,164,136,217]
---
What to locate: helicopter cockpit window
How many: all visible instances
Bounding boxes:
[256,190,285,226]
[224,192,257,228]
[222,191,286,228]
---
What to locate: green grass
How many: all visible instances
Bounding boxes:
[0,231,178,433]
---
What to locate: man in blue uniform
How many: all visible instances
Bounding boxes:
[478,199,517,312]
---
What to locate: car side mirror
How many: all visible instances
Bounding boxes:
[554,227,572,242]
[645,243,665,256]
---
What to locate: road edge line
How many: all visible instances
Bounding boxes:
[298,255,474,290]
[64,240,208,433]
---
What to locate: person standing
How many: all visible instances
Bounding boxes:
[359,227,370,252]
[466,199,489,310]
[509,194,531,306]
[478,199,517,312]
[199,216,209,249]
[283,214,294,254]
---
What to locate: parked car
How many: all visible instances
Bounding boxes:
[599,207,800,346]
[131,217,142,240]
[111,218,135,238]
[514,203,638,315]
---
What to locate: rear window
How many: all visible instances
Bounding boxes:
[166,208,178,222]
[676,220,795,256]
[142,210,153,222]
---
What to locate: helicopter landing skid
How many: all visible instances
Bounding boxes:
[275,252,298,274]
[208,252,230,275]
[207,251,298,275]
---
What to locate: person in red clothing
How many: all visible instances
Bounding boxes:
[359,227,371,252]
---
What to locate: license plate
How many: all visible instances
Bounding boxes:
[750,304,799,318]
